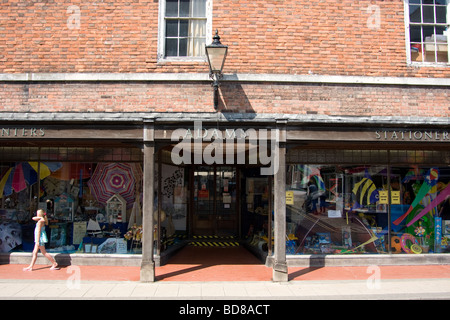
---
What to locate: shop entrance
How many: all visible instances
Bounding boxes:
[191,166,238,237]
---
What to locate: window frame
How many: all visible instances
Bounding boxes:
[157,0,213,63]
[404,0,450,66]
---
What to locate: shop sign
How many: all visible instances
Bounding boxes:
[377,190,401,204]
[378,191,389,204]
[0,125,141,140]
[286,191,294,205]
[391,191,401,204]
[375,130,450,141]
[1,127,45,137]
[171,121,280,175]
[286,128,450,142]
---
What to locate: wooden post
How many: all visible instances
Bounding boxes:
[272,120,288,282]
[140,120,155,282]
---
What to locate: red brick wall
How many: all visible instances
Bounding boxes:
[0,0,448,77]
[1,82,448,117]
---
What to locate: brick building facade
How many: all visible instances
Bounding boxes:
[0,0,449,282]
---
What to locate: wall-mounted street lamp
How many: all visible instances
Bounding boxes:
[205,30,228,110]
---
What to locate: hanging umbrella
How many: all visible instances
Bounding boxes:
[0,167,18,196]
[87,163,137,208]
[0,162,62,198]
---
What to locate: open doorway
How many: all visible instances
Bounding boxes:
[191,166,238,237]
[156,147,272,268]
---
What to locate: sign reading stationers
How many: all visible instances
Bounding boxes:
[287,128,450,142]
[375,130,450,141]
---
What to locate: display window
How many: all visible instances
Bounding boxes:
[242,169,272,255]
[0,146,150,255]
[156,162,189,253]
[286,148,450,255]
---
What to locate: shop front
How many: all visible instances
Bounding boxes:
[0,123,146,265]
[1,120,450,282]
[278,126,450,269]
[0,120,277,274]
[156,121,450,280]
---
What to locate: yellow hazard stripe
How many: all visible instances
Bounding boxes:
[189,241,239,247]
[193,235,235,239]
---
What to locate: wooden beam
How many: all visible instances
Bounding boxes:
[272,120,288,282]
[140,120,155,282]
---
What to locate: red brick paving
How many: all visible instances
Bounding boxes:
[1,246,450,282]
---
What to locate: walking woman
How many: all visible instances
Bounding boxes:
[23,209,59,271]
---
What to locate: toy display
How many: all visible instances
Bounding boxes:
[393,168,439,226]
[106,194,127,224]
[400,233,420,254]
[284,164,450,255]
[415,225,426,237]
[391,236,402,253]
[407,183,450,227]
[0,162,146,254]
[352,173,377,206]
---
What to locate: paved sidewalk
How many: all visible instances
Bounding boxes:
[2,246,450,300]
[1,277,450,300]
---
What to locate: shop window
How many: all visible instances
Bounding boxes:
[284,163,450,255]
[285,165,389,255]
[158,0,212,60]
[390,166,450,254]
[157,163,189,252]
[407,0,449,64]
[284,148,450,255]
[0,161,145,254]
[0,146,145,255]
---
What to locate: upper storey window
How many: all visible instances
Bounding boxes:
[158,0,212,61]
[407,0,449,64]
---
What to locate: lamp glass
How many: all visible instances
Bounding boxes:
[206,46,228,73]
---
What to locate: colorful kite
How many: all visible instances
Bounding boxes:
[297,165,325,190]
[406,183,450,227]
[393,168,439,226]
[402,167,425,183]
[352,170,377,206]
